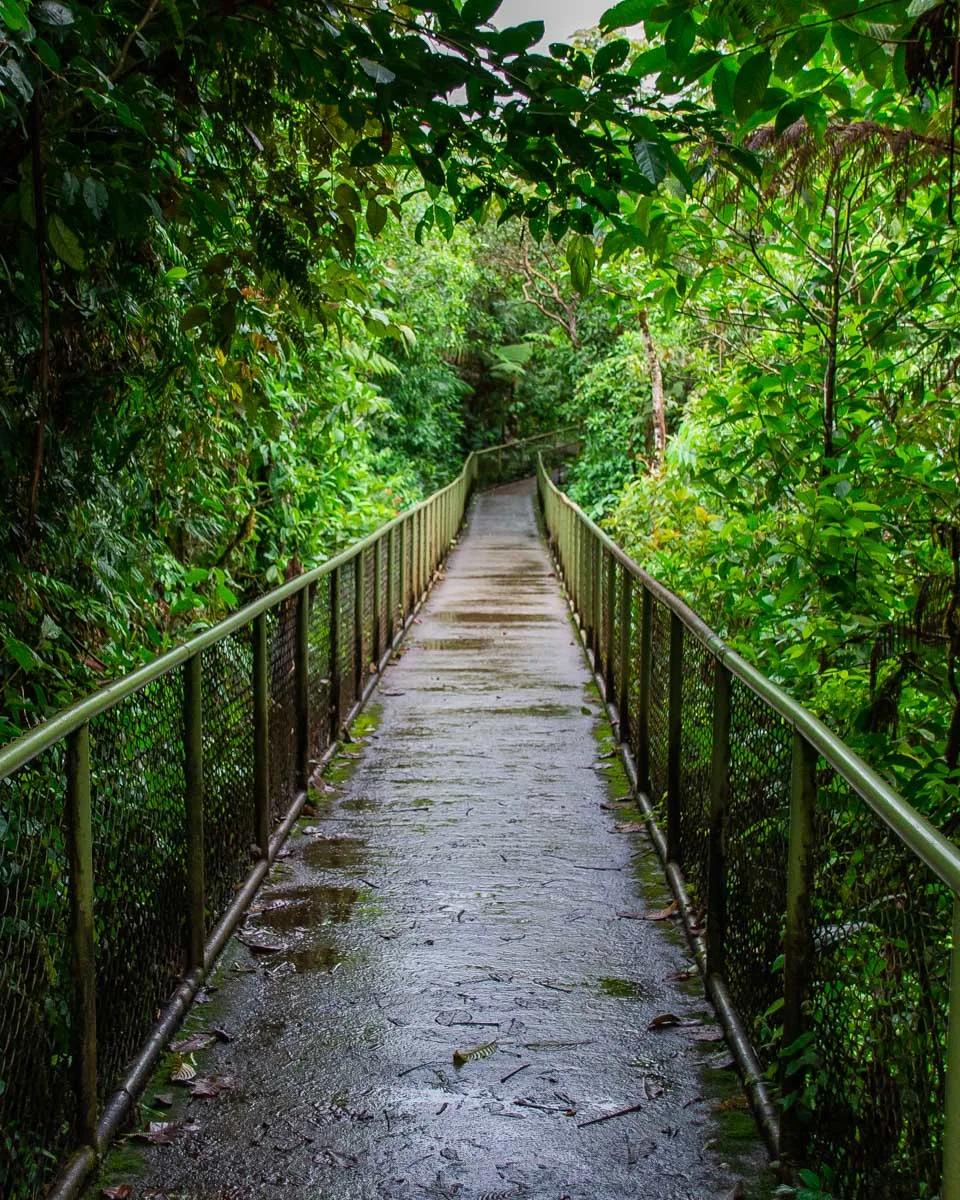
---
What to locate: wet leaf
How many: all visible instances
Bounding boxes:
[452,1040,497,1066]
[190,1073,237,1098]
[169,1032,215,1054]
[237,932,283,953]
[102,1186,133,1198]
[715,1094,750,1113]
[130,1120,199,1145]
[153,1092,174,1108]
[692,1028,726,1043]
[616,911,646,919]
[643,900,678,921]
[211,1026,233,1042]
[667,968,697,982]
[170,1055,196,1082]
[614,822,645,833]
[648,1013,682,1030]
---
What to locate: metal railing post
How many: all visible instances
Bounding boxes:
[354,554,365,697]
[253,613,270,856]
[183,652,205,970]
[604,552,616,700]
[373,536,383,664]
[945,897,960,1200]
[618,569,632,741]
[295,588,310,789]
[707,662,732,978]
[400,517,408,621]
[781,730,818,1163]
[666,613,683,862]
[66,723,97,1147]
[329,567,341,741]
[386,527,395,647]
[637,586,652,794]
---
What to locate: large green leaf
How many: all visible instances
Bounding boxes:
[565,233,595,296]
[462,0,502,24]
[733,50,772,121]
[594,38,631,75]
[47,214,85,270]
[775,26,825,79]
[599,0,649,31]
[633,138,668,186]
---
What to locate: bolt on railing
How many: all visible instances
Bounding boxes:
[538,455,960,1200]
[0,431,578,1200]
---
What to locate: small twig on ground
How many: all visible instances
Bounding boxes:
[577,1102,643,1129]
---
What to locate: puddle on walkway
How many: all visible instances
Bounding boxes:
[434,610,553,624]
[419,637,493,651]
[302,835,367,870]
[251,884,360,931]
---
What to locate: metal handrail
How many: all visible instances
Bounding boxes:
[537,453,960,1199]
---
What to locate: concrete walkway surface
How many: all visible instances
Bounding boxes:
[98,480,769,1200]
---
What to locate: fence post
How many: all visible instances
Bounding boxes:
[253,613,270,856]
[604,552,616,700]
[373,535,383,664]
[617,569,632,738]
[354,554,365,698]
[295,587,310,790]
[386,527,396,647]
[945,897,960,1200]
[66,723,97,1147]
[329,567,341,742]
[637,586,652,794]
[183,652,205,970]
[706,662,732,978]
[780,730,817,1163]
[400,517,408,622]
[666,613,684,863]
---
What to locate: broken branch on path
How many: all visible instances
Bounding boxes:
[577,1102,643,1128]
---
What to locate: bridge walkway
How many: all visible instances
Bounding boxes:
[99,480,767,1199]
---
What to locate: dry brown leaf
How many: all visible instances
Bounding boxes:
[715,1094,750,1113]
[692,1028,726,1043]
[169,1032,214,1054]
[616,911,646,920]
[102,1187,133,1199]
[614,822,645,834]
[648,1013,682,1031]
[643,900,679,922]
[130,1120,198,1145]
[237,932,283,954]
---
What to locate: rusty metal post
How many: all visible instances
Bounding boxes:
[636,586,652,794]
[706,661,732,978]
[329,567,341,741]
[66,723,97,1148]
[295,587,310,789]
[617,569,632,740]
[780,730,817,1163]
[183,652,205,970]
[253,612,270,856]
[666,613,683,863]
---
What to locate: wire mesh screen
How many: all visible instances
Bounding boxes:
[363,546,375,675]
[724,676,791,1055]
[201,632,255,926]
[0,745,74,1199]
[596,548,609,684]
[307,575,332,766]
[377,535,389,660]
[90,676,188,1103]
[677,637,713,905]
[265,600,298,822]
[806,776,951,1198]
[608,563,626,712]
[647,597,670,810]
[628,583,643,756]
[338,560,358,717]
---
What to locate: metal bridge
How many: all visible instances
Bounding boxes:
[1,432,958,1199]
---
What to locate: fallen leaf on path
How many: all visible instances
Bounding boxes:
[170,1055,196,1083]
[130,1120,199,1145]
[452,1040,497,1066]
[169,1033,214,1054]
[692,1028,726,1043]
[715,1094,750,1113]
[643,901,679,922]
[237,932,283,954]
[190,1074,238,1098]
[667,968,697,982]
[102,1186,133,1198]
[152,1093,174,1109]
[648,1013,683,1031]
[614,822,645,834]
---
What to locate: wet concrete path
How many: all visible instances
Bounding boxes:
[101,481,768,1199]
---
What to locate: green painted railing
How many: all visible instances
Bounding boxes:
[0,430,577,1200]
[538,455,960,1200]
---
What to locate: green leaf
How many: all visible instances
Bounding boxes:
[358,57,396,85]
[47,214,85,270]
[82,176,108,221]
[37,0,73,24]
[462,0,502,23]
[711,61,734,113]
[775,26,825,79]
[180,305,209,331]
[493,21,544,55]
[409,145,446,189]
[565,233,595,296]
[366,197,388,236]
[594,38,631,75]
[164,266,188,281]
[0,0,29,29]
[733,50,772,121]
[632,138,668,186]
[1,61,34,103]
[5,637,38,671]
[600,0,649,30]
[33,38,61,71]
[857,36,888,89]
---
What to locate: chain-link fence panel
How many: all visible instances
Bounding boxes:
[596,547,609,685]
[0,745,74,1199]
[265,601,298,822]
[608,563,626,716]
[806,776,951,1199]
[724,676,791,1057]
[201,632,254,926]
[307,575,332,766]
[377,535,389,661]
[363,545,375,676]
[90,675,188,1103]
[338,560,358,717]
[648,596,670,811]
[677,637,713,905]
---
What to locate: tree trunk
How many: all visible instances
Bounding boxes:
[638,309,667,470]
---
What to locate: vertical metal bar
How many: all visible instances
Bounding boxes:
[604,552,616,700]
[373,534,383,664]
[386,526,396,647]
[354,553,365,698]
[666,613,683,863]
[253,612,270,857]
[780,731,818,1164]
[945,897,960,1200]
[706,662,732,979]
[637,586,652,794]
[329,567,341,742]
[295,586,310,790]
[184,652,205,970]
[66,723,97,1147]
[617,569,632,739]
[400,517,408,622]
